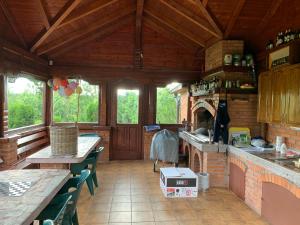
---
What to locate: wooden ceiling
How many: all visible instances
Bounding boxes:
[0,0,300,77]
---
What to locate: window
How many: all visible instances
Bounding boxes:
[7,76,45,129]
[156,83,181,124]
[53,80,99,123]
[117,89,139,124]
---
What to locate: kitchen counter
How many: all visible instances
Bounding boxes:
[179,131,226,152]
[229,145,300,187]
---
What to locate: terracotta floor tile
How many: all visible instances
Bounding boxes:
[132,211,155,222]
[153,211,176,222]
[75,161,269,225]
[85,212,110,224]
[112,195,131,203]
[132,202,153,211]
[109,212,132,223]
[111,203,132,212]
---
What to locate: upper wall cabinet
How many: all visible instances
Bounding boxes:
[257,71,272,123]
[257,64,300,126]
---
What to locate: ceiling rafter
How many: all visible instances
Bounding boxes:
[36,7,135,56]
[58,0,119,29]
[224,0,246,38]
[255,0,283,34]
[0,0,27,48]
[202,0,208,8]
[144,16,198,52]
[189,0,223,38]
[134,0,144,69]
[144,9,205,47]
[30,0,83,53]
[35,0,50,30]
[50,15,134,58]
[159,0,220,38]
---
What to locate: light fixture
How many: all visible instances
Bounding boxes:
[48,60,54,66]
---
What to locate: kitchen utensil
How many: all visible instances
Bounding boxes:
[280,143,287,155]
[276,136,284,152]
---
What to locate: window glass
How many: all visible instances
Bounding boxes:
[7,77,45,129]
[53,80,99,123]
[156,83,181,124]
[117,89,139,124]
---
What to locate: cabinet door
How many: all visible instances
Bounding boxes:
[271,69,286,124]
[257,72,272,123]
[286,66,300,125]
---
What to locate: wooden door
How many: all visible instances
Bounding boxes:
[286,65,300,126]
[271,69,286,124]
[111,85,142,160]
[257,71,272,123]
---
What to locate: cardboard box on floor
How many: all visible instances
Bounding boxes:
[160,167,198,198]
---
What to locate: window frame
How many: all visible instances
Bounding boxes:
[51,81,101,125]
[6,75,47,134]
[155,85,181,125]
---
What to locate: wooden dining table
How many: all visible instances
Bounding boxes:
[0,169,70,225]
[26,136,101,169]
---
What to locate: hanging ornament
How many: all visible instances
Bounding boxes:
[53,85,59,91]
[53,78,61,87]
[75,86,82,94]
[60,79,69,88]
[47,79,53,87]
[64,87,74,96]
[58,87,65,96]
[68,81,78,90]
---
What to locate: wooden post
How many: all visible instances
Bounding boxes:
[0,75,5,137]
[99,81,107,126]
[44,84,52,126]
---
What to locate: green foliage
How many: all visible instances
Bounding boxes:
[156,88,178,124]
[117,90,139,124]
[8,79,44,129]
[53,81,99,123]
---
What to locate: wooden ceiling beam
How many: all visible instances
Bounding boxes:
[0,38,48,66]
[58,0,119,29]
[224,0,246,38]
[51,65,201,83]
[0,0,27,48]
[30,0,83,53]
[134,0,144,68]
[37,7,135,56]
[35,0,50,30]
[144,9,205,47]
[144,17,198,52]
[255,0,284,34]
[189,0,223,38]
[50,15,134,58]
[158,0,220,38]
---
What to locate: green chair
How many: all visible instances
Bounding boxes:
[70,147,104,195]
[38,170,90,225]
[43,220,54,225]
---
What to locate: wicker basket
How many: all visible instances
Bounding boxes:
[49,125,78,155]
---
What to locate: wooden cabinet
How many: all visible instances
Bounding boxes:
[258,64,300,126]
[286,66,300,125]
[257,71,272,123]
[270,68,287,123]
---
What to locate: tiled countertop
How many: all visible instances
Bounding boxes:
[0,169,70,225]
[179,131,227,152]
[26,136,100,164]
[229,145,300,187]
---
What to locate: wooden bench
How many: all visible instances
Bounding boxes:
[10,128,49,169]
[17,128,49,159]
